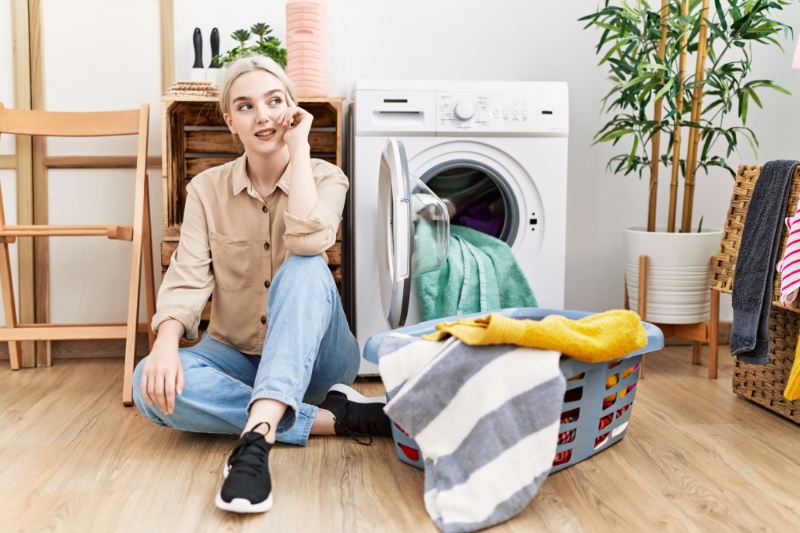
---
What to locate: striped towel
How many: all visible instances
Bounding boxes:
[377,333,565,533]
[777,196,800,306]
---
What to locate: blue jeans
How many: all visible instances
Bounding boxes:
[132,255,360,445]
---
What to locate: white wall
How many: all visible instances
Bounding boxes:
[3,0,800,327]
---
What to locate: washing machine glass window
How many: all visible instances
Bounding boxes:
[421,160,519,244]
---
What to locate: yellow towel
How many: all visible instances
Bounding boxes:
[421,309,647,362]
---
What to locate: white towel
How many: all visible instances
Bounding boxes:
[377,333,565,533]
[777,196,800,306]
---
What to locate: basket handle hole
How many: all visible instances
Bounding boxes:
[557,428,576,445]
[603,392,617,408]
[563,387,583,403]
[594,432,610,449]
[552,449,572,466]
[560,408,580,423]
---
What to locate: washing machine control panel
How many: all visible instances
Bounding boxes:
[436,91,568,135]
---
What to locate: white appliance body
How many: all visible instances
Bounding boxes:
[350,80,569,375]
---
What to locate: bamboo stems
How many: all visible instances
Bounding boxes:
[682,0,711,233]
[648,0,670,233]
[668,0,689,233]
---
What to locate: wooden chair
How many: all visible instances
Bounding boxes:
[0,103,156,405]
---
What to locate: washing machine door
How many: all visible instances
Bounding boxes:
[378,138,413,329]
[378,139,451,329]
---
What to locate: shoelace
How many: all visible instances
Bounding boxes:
[333,403,374,446]
[228,422,271,476]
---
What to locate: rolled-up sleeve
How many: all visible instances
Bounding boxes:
[150,182,215,340]
[283,161,348,257]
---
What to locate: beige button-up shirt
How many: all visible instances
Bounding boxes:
[151,154,348,354]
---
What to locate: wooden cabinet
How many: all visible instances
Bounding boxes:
[160,96,345,292]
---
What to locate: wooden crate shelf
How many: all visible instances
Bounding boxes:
[160,95,345,290]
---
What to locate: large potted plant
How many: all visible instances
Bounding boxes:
[582,0,794,324]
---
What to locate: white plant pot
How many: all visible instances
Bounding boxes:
[622,227,723,324]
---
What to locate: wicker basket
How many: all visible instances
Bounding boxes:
[712,164,800,424]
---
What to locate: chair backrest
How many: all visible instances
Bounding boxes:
[0,103,149,175]
[0,102,150,214]
[0,104,146,137]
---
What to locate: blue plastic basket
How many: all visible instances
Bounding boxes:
[363,308,664,473]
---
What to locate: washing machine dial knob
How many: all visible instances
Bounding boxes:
[453,101,476,121]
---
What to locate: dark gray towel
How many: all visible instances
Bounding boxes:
[730,160,800,364]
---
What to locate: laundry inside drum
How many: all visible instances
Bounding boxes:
[426,166,509,241]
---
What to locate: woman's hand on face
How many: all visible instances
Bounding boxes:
[278,92,313,152]
[140,342,184,415]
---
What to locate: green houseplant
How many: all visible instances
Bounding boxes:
[214,23,288,69]
[581,0,794,324]
[582,0,793,232]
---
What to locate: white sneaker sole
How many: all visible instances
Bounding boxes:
[215,491,273,513]
[328,383,386,404]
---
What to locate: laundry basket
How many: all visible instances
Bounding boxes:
[363,308,664,473]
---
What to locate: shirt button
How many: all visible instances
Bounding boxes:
[260,315,267,325]
[262,205,268,213]
[264,241,270,251]
[264,280,271,288]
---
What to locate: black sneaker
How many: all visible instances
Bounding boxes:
[215,422,274,513]
[319,384,392,445]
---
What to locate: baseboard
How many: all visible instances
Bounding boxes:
[663,321,732,345]
[0,333,151,362]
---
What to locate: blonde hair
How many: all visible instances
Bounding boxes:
[218,55,297,117]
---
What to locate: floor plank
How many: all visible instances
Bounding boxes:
[1,344,799,532]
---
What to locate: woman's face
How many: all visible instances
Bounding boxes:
[223,69,289,156]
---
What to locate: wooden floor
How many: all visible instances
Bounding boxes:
[2,345,799,533]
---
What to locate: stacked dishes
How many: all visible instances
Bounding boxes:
[286,0,327,97]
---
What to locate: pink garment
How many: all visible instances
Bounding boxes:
[776,196,800,306]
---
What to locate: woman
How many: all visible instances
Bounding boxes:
[132,55,391,514]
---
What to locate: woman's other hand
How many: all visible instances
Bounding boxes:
[140,320,185,415]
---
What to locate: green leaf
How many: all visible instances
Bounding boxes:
[627,135,639,172]
[654,77,675,100]
[739,89,749,124]
[714,0,728,31]
[620,74,652,91]
[706,19,727,41]
[599,38,626,65]
[595,128,635,144]
[760,81,792,95]
[747,87,763,108]
[637,62,670,72]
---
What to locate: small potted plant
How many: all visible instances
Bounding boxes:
[214,23,288,69]
[581,0,793,324]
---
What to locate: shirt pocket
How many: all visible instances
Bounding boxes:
[209,231,252,292]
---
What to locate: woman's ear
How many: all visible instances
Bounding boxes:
[223,113,237,134]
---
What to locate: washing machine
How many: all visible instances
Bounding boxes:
[347,80,569,375]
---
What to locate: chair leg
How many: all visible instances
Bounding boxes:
[0,240,21,369]
[623,272,629,310]
[708,288,719,379]
[638,255,649,379]
[142,177,156,351]
[123,169,147,407]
